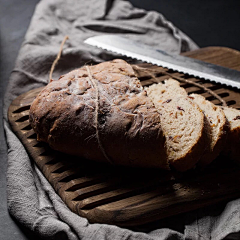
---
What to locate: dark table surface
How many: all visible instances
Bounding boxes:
[1,0,240,239]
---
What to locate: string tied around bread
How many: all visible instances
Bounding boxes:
[85,66,114,164]
[48,36,113,164]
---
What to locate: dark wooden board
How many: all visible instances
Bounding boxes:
[7,47,240,227]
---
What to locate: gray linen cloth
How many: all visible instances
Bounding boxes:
[3,0,240,239]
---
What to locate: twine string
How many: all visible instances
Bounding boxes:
[49,35,69,82]
[85,66,113,164]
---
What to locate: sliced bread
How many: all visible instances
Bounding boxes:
[222,107,240,162]
[146,79,207,171]
[189,94,229,167]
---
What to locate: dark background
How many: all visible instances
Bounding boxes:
[131,0,240,51]
[0,0,240,239]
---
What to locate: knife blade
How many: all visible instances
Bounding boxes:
[84,35,240,89]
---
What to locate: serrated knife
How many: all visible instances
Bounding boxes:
[84,35,240,89]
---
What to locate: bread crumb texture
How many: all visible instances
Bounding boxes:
[146,79,207,171]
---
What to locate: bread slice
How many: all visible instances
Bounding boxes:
[146,79,206,171]
[189,94,229,167]
[222,107,240,162]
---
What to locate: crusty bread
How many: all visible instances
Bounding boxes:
[189,94,229,167]
[30,59,168,169]
[146,79,207,171]
[222,107,240,162]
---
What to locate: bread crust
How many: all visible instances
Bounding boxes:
[29,59,168,169]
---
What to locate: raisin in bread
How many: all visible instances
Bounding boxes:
[189,94,229,167]
[146,79,207,171]
[30,59,168,169]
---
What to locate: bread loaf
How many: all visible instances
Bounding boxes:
[29,59,168,169]
[146,79,207,171]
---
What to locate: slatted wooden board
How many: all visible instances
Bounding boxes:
[8,47,240,227]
